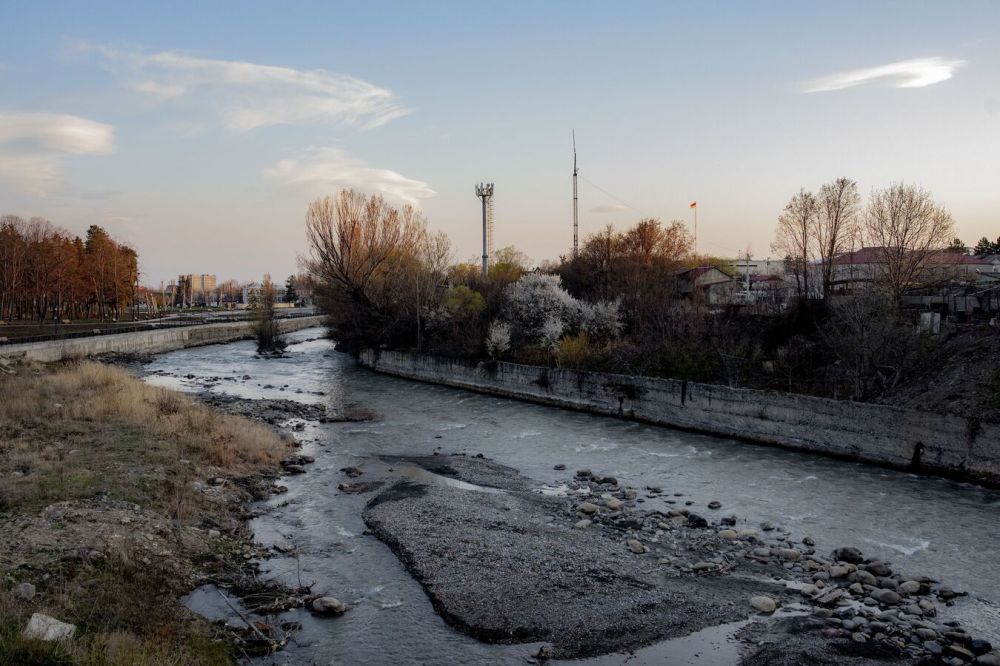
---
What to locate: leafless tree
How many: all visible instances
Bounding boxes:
[863,183,955,304]
[815,178,860,300]
[772,189,818,298]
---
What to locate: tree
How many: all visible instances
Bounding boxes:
[862,183,955,304]
[284,275,298,304]
[304,190,432,352]
[772,189,818,298]
[253,274,286,353]
[815,178,860,300]
[946,238,969,254]
[973,236,1000,256]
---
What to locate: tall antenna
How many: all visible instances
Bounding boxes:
[572,129,579,257]
[475,182,494,278]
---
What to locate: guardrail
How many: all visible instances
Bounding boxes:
[0,310,322,346]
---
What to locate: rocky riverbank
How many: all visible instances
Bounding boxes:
[360,455,1000,664]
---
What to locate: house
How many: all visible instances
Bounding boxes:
[676,266,736,305]
[830,248,995,292]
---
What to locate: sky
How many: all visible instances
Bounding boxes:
[1,1,998,284]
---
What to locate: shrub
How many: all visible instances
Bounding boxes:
[485,321,511,359]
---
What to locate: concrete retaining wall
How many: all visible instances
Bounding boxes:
[359,349,1000,485]
[0,316,326,362]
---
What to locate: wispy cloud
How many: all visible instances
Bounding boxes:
[590,203,630,214]
[0,112,115,195]
[264,147,435,206]
[804,57,965,93]
[84,44,409,132]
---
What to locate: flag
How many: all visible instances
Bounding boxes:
[689,201,697,208]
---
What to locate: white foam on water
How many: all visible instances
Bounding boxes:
[513,431,541,439]
[863,537,931,556]
[635,448,681,458]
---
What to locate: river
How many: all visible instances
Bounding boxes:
[144,327,1000,664]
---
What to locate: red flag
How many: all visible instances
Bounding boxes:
[689,201,697,208]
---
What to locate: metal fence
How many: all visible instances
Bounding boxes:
[0,310,321,346]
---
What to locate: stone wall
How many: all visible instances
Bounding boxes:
[359,349,1000,485]
[0,316,326,362]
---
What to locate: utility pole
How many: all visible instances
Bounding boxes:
[572,130,579,257]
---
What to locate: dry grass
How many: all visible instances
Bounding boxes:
[0,361,288,512]
[0,360,294,665]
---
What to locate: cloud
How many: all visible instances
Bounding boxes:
[264,147,435,206]
[804,57,965,93]
[0,111,115,195]
[590,203,630,214]
[86,44,409,132]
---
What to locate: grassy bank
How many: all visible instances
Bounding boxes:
[0,361,293,665]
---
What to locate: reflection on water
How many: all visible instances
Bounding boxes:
[145,328,1000,664]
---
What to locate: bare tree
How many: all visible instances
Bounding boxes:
[304,190,430,351]
[863,183,955,304]
[814,178,860,300]
[772,189,818,298]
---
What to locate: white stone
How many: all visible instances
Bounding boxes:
[23,613,76,641]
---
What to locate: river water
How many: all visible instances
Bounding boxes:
[145,328,1000,664]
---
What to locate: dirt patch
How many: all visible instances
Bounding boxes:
[0,360,296,664]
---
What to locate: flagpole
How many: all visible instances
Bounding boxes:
[693,203,698,256]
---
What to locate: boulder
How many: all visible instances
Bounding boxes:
[832,547,864,564]
[23,613,75,641]
[750,596,776,613]
[14,582,36,601]
[310,596,346,616]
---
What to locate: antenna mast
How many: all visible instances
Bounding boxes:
[475,182,495,278]
[572,130,579,257]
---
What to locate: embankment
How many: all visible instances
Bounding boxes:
[358,349,1000,485]
[0,315,325,362]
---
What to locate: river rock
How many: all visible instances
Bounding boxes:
[627,539,647,554]
[606,498,623,511]
[14,582,35,601]
[577,502,599,515]
[853,570,877,586]
[341,466,363,478]
[864,560,892,577]
[686,514,708,528]
[971,640,993,655]
[802,536,816,547]
[283,464,307,475]
[23,613,75,641]
[274,541,295,553]
[832,546,864,564]
[750,595,776,613]
[575,469,593,479]
[707,501,722,510]
[830,565,851,578]
[899,580,922,595]
[776,548,801,561]
[599,476,618,486]
[977,654,1000,666]
[338,481,386,494]
[574,519,592,528]
[310,596,346,616]
[553,464,566,470]
[871,588,901,605]
[718,529,738,540]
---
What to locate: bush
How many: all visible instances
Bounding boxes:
[556,333,591,369]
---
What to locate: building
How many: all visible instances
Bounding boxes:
[173,274,218,307]
[676,266,736,305]
[830,248,996,293]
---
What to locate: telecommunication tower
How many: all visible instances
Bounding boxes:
[475,182,495,278]
[572,129,579,257]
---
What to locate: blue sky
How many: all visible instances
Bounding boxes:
[1,1,998,283]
